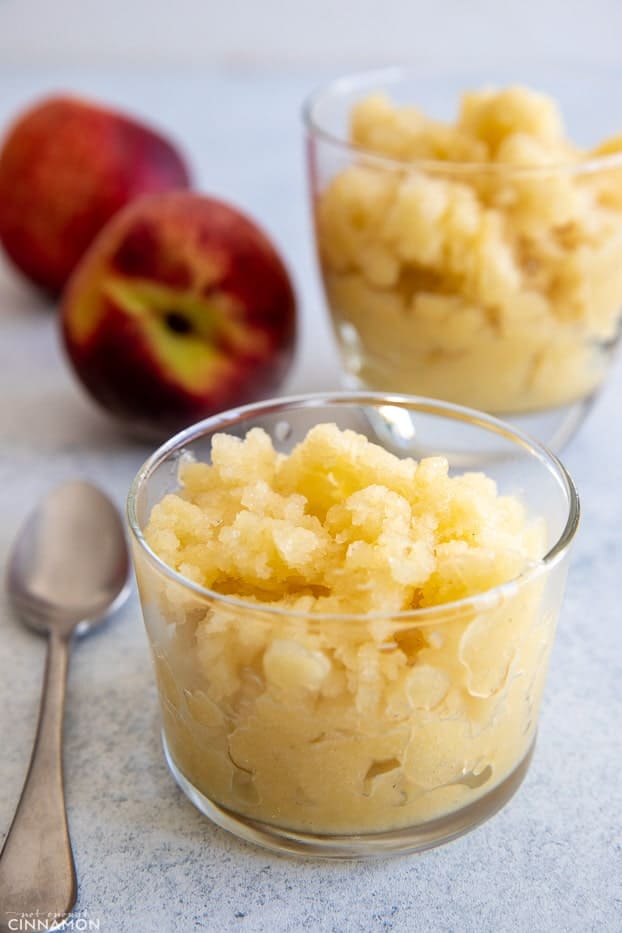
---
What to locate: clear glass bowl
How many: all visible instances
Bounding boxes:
[304,67,622,450]
[127,392,579,858]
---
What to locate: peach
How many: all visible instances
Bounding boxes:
[0,95,191,294]
[61,192,297,437]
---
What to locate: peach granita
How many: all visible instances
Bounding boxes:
[136,423,555,835]
[315,86,622,414]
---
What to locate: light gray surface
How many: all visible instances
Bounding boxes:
[3,0,622,69]
[0,69,621,933]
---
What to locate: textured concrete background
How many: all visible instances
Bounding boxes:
[1,0,622,68]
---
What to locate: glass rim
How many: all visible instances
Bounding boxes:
[127,391,580,625]
[302,65,622,177]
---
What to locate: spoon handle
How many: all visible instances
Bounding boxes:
[0,630,77,931]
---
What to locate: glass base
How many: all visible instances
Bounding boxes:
[162,731,535,859]
[504,396,595,452]
[340,372,595,454]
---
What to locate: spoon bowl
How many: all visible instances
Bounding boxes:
[8,480,129,636]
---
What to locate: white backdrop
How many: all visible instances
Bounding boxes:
[0,0,621,67]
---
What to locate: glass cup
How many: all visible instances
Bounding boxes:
[304,67,622,450]
[127,392,579,858]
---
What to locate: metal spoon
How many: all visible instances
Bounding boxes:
[0,481,130,932]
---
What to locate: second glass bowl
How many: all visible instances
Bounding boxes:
[304,67,622,450]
